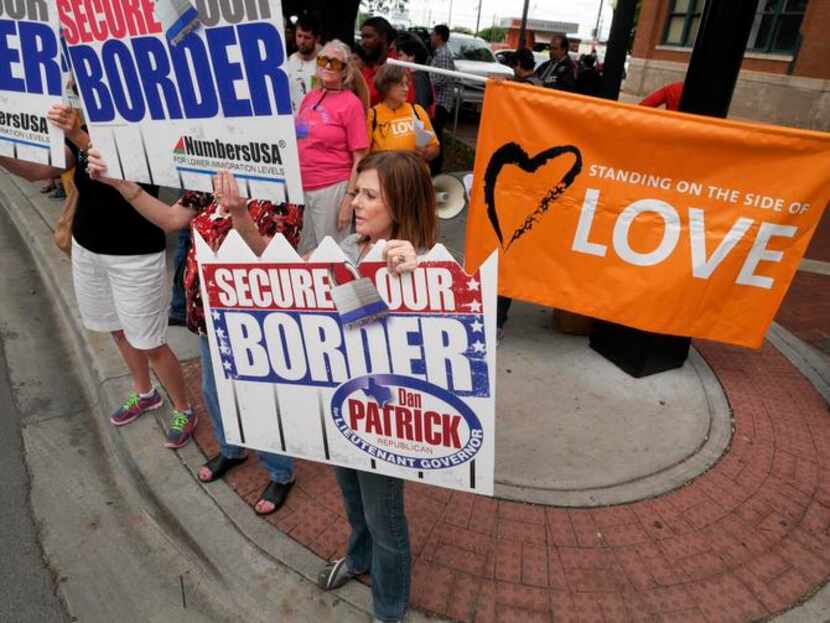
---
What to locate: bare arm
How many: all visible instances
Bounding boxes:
[86,148,194,232]
[232,206,268,256]
[0,153,70,182]
[215,170,269,256]
[112,180,195,232]
[418,142,440,162]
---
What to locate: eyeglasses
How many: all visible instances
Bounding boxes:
[317,55,346,71]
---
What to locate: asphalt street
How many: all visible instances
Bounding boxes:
[0,208,71,623]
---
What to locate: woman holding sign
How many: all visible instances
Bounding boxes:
[295,40,371,254]
[84,149,302,516]
[316,151,434,623]
[0,104,197,449]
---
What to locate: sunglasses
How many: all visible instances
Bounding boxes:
[317,55,346,71]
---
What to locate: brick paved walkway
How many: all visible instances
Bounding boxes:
[805,207,830,263]
[776,270,830,357]
[183,337,830,622]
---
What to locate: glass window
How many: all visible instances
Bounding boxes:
[661,0,705,47]
[665,16,687,44]
[747,0,807,53]
[664,0,808,53]
[447,36,497,63]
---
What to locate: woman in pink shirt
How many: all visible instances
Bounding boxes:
[296,40,371,254]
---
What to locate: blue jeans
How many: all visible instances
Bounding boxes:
[199,336,294,483]
[334,467,410,622]
[170,229,190,321]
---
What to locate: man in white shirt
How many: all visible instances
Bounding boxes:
[285,15,322,114]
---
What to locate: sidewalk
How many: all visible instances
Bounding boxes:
[184,326,830,622]
[4,170,830,623]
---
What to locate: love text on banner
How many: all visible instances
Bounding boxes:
[465,80,830,348]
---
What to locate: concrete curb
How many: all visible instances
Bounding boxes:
[0,174,442,623]
[767,321,830,405]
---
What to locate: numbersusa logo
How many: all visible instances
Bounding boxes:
[173,135,285,164]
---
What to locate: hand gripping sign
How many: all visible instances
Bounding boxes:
[58,0,301,204]
[196,232,499,495]
[0,0,64,166]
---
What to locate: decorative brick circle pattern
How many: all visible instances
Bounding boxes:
[183,339,830,622]
[776,271,830,354]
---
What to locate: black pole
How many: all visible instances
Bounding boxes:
[600,0,637,100]
[679,0,760,117]
[518,0,530,49]
[590,0,762,378]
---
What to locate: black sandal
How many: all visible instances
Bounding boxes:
[198,454,248,483]
[254,479,295,515]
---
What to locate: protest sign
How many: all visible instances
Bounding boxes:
[465,80,830,348]
[0,0,64,166]
[195,232,498,495]
[58,0,302,203]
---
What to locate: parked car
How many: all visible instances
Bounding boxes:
[445,33,514,106]
[408,26,431,51]
[495,48,548,70]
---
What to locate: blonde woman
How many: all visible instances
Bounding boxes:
[295,39,370,254]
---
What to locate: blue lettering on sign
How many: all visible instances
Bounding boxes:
[0,19,61,95]
[170,34,218,119]
[212,309,490,398]
[103,40,144,122]
[69,23,291,123]
[132,37,183,120]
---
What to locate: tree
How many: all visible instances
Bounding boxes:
[478,26,506,43]
[452,26,474,35]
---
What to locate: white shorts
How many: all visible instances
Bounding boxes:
[71,238,169,350]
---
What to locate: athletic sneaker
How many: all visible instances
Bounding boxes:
[165,409,197,449]
[111,389,163,426]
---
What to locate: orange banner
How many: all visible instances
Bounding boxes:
[465,80,830,348]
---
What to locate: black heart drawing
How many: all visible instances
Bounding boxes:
[484,143,583,251]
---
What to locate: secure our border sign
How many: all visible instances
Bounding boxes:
[195,232,499,495]
[0,0,65,166]
[58,0,302,204]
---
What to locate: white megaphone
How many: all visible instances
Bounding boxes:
[432,173,471,220]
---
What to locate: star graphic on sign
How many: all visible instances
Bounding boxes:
[211,310,221,321]
[465,300,482,313]
[470,319,484,333]
[467,278,480,291]
[220,344,231,356]
[216,328,226,339]
[472,340,486,353]
[223,360,233,371]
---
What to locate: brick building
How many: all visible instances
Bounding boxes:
[624,0,830,130]
[499,17,579,50]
